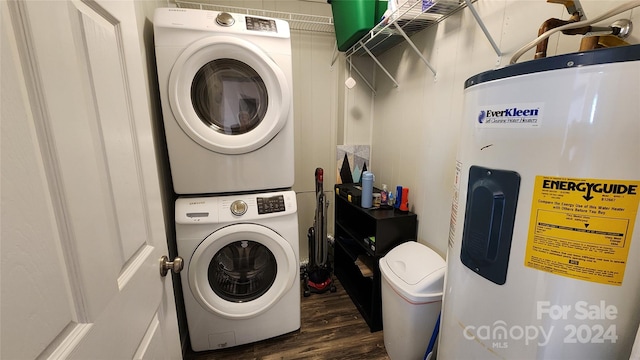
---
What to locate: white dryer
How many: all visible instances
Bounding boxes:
[176,190,300,351]
[154,8,294,195]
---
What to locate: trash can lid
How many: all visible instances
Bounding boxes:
[380,241,446,303]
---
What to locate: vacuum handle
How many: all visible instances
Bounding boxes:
[315,168,324,183]
[315,167,324,196]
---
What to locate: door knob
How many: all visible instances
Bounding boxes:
[160,256,183,277]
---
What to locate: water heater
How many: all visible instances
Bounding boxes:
[440,45,640,359]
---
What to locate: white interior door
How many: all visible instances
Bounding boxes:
[1,0,181,359]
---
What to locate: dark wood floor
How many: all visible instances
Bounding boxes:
[185,278,390,360]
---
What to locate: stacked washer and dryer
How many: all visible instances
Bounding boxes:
[154,8,300,352]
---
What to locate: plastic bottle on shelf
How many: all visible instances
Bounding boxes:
[380,184,388,206]
[361,171,374,208]
[388,191,395,207]
[395,185,403,209]
[373,193,382,208]
[399,187,410,212]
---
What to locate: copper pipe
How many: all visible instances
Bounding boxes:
[534,13,582,59]
[580,34,630,51]
[579,36,601,51]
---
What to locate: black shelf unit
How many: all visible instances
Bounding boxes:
[333,184,417,332]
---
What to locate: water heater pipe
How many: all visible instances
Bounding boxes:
[534,16,582,59]
[510,0,640,64]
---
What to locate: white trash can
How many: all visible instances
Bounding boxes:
[379,241,446,360]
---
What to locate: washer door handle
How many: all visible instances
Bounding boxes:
[160,256,184,277]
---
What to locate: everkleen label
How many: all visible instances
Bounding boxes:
[476,102,544,128]
[525,176,640,285]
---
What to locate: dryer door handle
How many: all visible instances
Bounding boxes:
[160,256,184,277]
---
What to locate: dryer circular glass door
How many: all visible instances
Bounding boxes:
[169,36,291,155]
[188,223,297,319]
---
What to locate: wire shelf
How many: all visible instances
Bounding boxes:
[175,0,335,33]
[346,0,467,57]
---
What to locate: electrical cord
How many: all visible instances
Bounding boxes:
[510,0,640,64]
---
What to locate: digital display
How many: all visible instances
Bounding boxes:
[257,195,286,214]
[245,16,278,33]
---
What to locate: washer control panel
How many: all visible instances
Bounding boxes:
[175,190,296,224]
[256,195,286,214]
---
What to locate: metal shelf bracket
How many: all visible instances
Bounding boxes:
[393,23,437,76]
[464,0,502,57]
[347,57,377,94]
[361,45,399,88]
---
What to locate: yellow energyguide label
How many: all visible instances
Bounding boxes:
[525,176,640,286]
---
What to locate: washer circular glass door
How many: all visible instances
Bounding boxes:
[188,223,297,319]
[169,36,291,155]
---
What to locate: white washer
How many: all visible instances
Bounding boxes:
[154,8,294,195]
[176,190,300,352]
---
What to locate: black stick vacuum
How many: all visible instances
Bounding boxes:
[303,168,337,296]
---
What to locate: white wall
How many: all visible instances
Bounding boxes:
[291,27,341,264]
[345,0,640,257]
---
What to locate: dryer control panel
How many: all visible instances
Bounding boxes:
[246,16,278,33]
[153,8,291,43]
